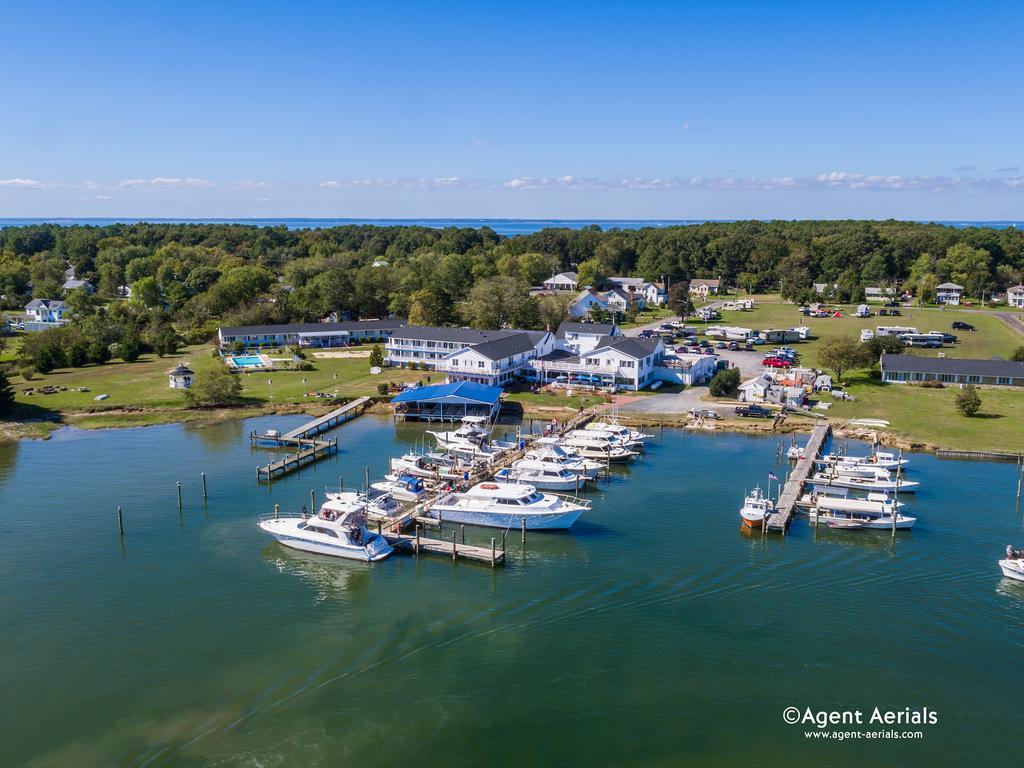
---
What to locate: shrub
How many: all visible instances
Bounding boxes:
[369,344,384,368]
[919,380,944,389]
[296,360,314,371]
[19,366,35,381]
[231,340,245,354]
[290,345,306,359]
[955,384,981,417]
[1011,346,1024,362]
[708,367,741,397]
[377,383,389,395]
[0,370,14,416]
[184,367,244,407]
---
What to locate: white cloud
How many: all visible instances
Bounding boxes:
[0,178,45,189]
[116,177,215,189]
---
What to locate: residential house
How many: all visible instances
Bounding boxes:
[554,321,621,354]
[879,353,1024,386]
[1007,285,1024,309]
[24,299,69,330]
[864,286,885,303]
[813,282,838,297]
[935,282,965,305]
[567,289,611,319]
[737,373,777,403]
[218,319,403,349]
[531,337,665,391]
[689,278,721,298]
[63,278,95,294]
[386,326,554,381]
[644,281,667,306]
[542,272,579,292]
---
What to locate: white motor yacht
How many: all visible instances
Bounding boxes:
[740,486,774,529]
[560,431,637,463]
[496,458,590,491]
[371,474,429,503]
[818,452,908,471]
[802,490,904,514]
[808,472,919,494]
[259,497,394,561]
[999,546,1024,581]
[427,415,492,451]
[429,482,590,530]
[587,422,652,449]
[523,437,604,478]
[390,452,450,479]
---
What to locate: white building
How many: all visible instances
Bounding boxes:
[935,282,964,305]
[531,337,665,391]
[1007,284,1024,309]
[168,363,194,389]
[690,278,721,298]
[568,289,611,319]
[644,282,667,306]
[555,321,621,354]
[219,319,403,349]
[542,272,579,292]
[24,299,69,330]
[387,326,553,382]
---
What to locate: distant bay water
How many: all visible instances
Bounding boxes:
[0,217,1020,236]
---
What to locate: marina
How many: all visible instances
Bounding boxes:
[3,414,1024,766]
[765,421,832,531]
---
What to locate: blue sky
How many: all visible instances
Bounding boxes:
[2,0,1023,219]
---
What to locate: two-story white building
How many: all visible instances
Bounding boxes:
[935,282,965,305]
[690,278,721,298]
[567,289,611,319]
[531,336,665,390]
[1007,285,1024,309]
[644,281,667,306]
[386,326,554,383]
[555,321,621,354]
[24,299,69,331]
[218,319,403,349]
[542,272,579,292]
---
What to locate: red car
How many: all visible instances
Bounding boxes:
[762,357,791,368]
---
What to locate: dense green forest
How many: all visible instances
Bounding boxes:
[2,220,1023,374]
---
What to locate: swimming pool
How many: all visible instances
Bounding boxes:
[231,355,266,368]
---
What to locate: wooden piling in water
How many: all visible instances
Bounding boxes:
[491,537,496,567]
[201,472,207,498]
[117,506,124,537]
[452,530,457,560]
[274,504,280,519]
[460,524,465,544]
[176,481,182,509]
[521,516,526,544]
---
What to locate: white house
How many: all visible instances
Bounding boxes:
[542,272,579,292]
[935,282,965,305]
[1007,284,1024,309]
[219,319,403,349]
[555,321,621,354]
[690,278,721,298]
[568,289,611,319]
[24,299,69,330]
[437,331,554,387]
[644,282,667,306]
[63,278,94,294]
[531,337,665,391]
[168,363,194,389]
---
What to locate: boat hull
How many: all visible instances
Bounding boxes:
[428,507,584,530]
[496,473,585,491]
[999,560,1024,581]
[259,520,393,561]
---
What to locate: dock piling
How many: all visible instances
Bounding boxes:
[452,530,457,560]
[201,472,207,498]
[491,537,496,567]
[274,504,280,519]
[176,481,182,509]
[117,505,124,537]
[460,524,465,544]
[310,489,315,513]
[521,516,526,544]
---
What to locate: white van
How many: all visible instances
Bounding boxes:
[860,329,874,343]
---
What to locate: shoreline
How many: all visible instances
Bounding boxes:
[1,399,1014,458]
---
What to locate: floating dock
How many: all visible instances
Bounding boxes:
[766,421,832,532]
[256,437,338,480]
[384,530,506,565]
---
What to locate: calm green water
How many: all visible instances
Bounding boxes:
[1,416,1022,767]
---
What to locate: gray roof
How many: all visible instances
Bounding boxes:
[63,279,92,290]
[390,326,522,344]
[592,337,660,359]
[26,298,67,309]
[461,333,539,361]
[936,282,964,290]
[880,353,1024,379]
[219,319,404,337]
[555,321,616,339]
[1007,284,1024,293]
[545,272,578,282]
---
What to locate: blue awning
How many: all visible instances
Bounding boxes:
[390,381,503,406]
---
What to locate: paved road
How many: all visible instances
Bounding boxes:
[621,316,681,337]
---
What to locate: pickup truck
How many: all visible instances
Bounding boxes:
[734,404,774,418]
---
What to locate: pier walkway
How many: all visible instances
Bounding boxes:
[256,436,338,480]
[766,422,831,532]
[283,397,370,439]
[384,530,506,565]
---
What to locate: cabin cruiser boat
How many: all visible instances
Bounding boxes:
[495,458,590,491]
[587,421,652,449]
[371,474,429,503]
[390,452,450,479]
[999,546,1024,581]
[259,496,394,561]
[327,489,401,517]
[429,482,590,530]
[807,508,917,530]
[818,452,908,471]
[427,415,491,450]
[825,463,896,480]
[560,431,638,463]
[739,486,774,528]
[523,437,604,478]
[808,471,919,494]
[801,490,905,515]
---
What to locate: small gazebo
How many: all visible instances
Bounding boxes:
[168,363,194,389]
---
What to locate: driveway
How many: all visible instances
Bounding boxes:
[622,315,681,337]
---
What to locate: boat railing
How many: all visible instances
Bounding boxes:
[550,493,593,508]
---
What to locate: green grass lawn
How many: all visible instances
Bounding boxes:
[620,307,674,328]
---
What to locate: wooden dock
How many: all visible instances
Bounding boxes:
[283,396,370,440]
[766,422,832,532]
[256,437,338,480]
[384,530,506,565]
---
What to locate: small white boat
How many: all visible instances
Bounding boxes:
[587,421,652,449]
[1000,546,1024,581]
[327,489,401,517]
[523,437,604,478]
[739,486,774,528]
[808,472,919,494]
[803,490,904,514]
[429,482,590,530]
[496,458,589,491]
[390,452,449,479]
[808,508,917,530]
[371,474,429,503]
[786,445,805,461]
[427,415,491,450]
[818,452,908,471]
[259,497,394,561]
[559,431,637,463]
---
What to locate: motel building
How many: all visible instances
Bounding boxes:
[217,319,404,349]
[879,353,1024,386]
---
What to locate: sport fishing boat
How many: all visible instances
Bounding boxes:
[523,437,604,478]
[999,545,1024,582]
[586,421,652,450]
[807,508,917,530]
[428,482,590,530]
[370,474,429,503]
[801,490,905,515]
[818,452,908,472]
[328,489,401,517]
[559,431,637,463]
[739,486,774,529]
[427,415,492,451]
[808,471,919,494]
[390,452,451,479]
[496,458,590,491]
[259,496,394,561]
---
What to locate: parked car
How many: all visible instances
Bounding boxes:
[702,347,716,355]
[727,341,739,350]
[715,341,727,349]
[639,329,656,338]
[735,404,773,418]
[952,321,975,331]
[762,357,792,368]
[928,331,958,344]
[689,408,721,420]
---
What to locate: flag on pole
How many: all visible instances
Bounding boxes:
[769,472,778,481]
